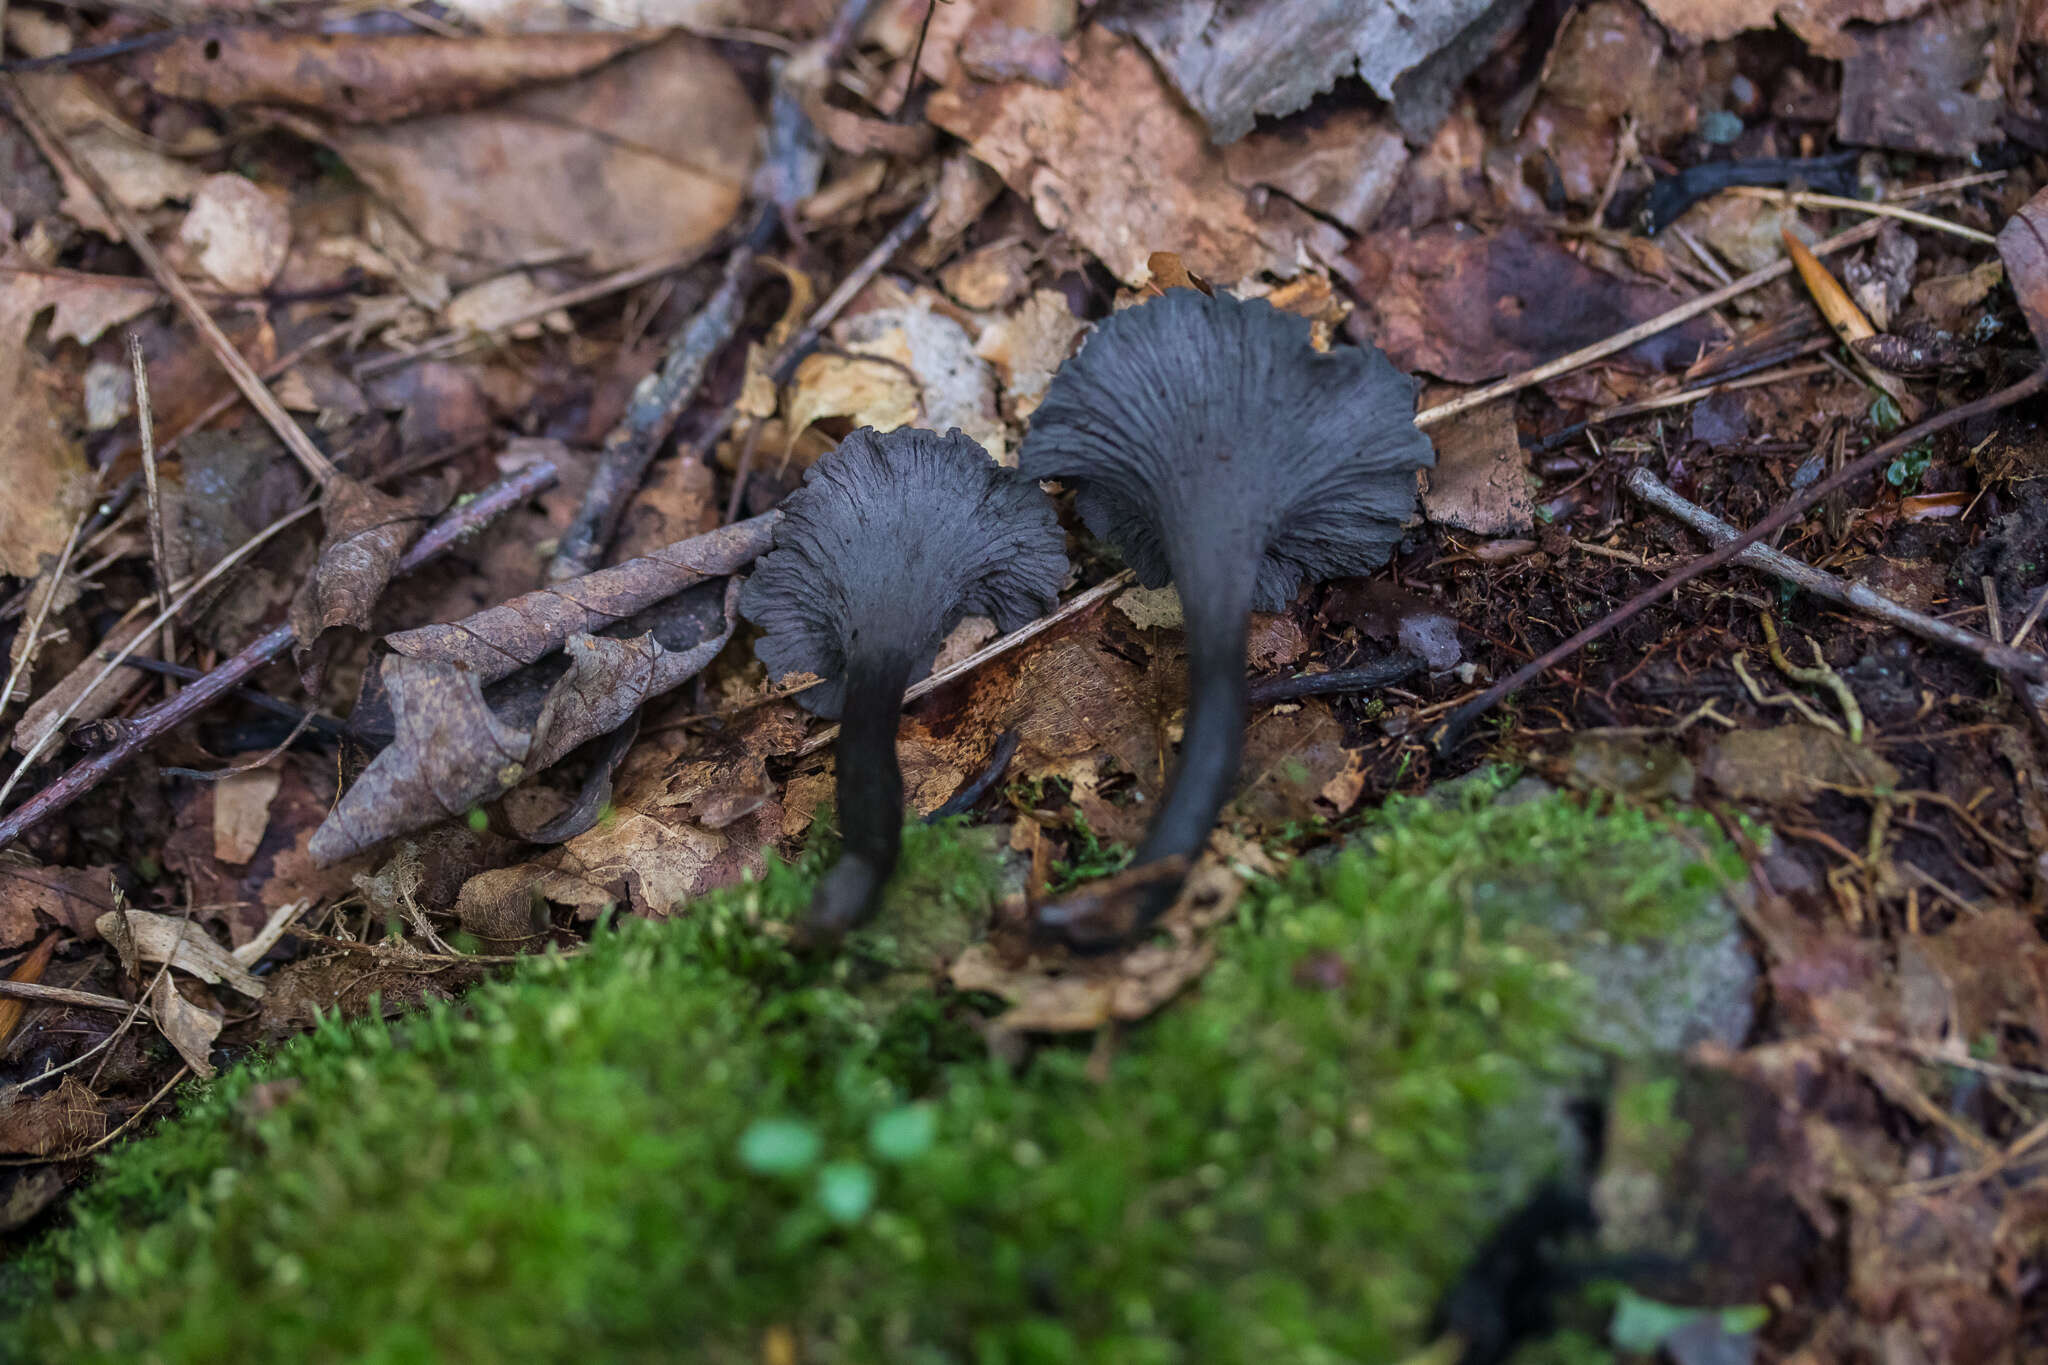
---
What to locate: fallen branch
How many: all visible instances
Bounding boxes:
[1624,469,2048,681]
[1429,363,2048,755]
[548,209,778,582]
[0,462,559,854]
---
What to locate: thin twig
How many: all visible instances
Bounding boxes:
[0,978,148,1017]
[548,210,776,582]
[1414,172,2003,431]
[0,1064,190,1167]
[0,500,320,810]
[1725,187,2000,245]
[3,77,339,485]
[0,510,85,718]
[796,568,1133,757]
[355,248,718,380]
[128,334,177,692]
[0,462,559,852]
[1625,469,2048,681]
[1415,216,1893,428]
[1430,365,2048,754]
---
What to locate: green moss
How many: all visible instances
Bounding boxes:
[9,787,1737,1364]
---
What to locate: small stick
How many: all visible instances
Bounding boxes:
[354,248,713,380]
[0,462,558,852]
[795,568,1133,758]
[1415,216,1892,428]
[548,210,776,582]
[3,78,339,485]
[0,510,85,718]
[1430,364,2048,754]
[1725,187,1999,245]
[157,316,359,465]
[0,978,148,1017]
[0,500,321,811]
[1984,575,2004,643]
[2010,581,2048,649]
[128,335,177,692]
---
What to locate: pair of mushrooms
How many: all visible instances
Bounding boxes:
[739,289,1433,946]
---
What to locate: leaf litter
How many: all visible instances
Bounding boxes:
[0,0,2046,1352]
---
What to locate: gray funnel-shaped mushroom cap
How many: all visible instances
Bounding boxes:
[1018,289,1430,946]
[1019,289,1432,610]
[739,426,1067,715]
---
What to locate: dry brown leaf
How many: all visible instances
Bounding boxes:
[0,859,117,940]
[289,474,450,683]
[0,270,153,577]
[178,173,291,293]
[149,973,223,1078]
[213,767,285,866]
[311,35,757,270]
[95,908,267,997]
[939,239,1035,311]
[1422,398,1533,536]
[312,581,742,864]
[1110,0,1524,143]
[928,27,1345,286]
[785,353,921,440]
[1349,222,1719,383]
[384,513,776,681]
[1638,0,1929,48]
[455,706,803,927]
[1223,107,1407,234]
[973,289,1087,421]
[125,29,648,124]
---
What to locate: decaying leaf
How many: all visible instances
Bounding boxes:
[94,909,267,997]
[1351,222,1720,382]
[948,854,1248,1033]
[0,269,154,577]
[1835,5,1998,157]
[1422,398,1534,536]
[455,706,803,929]
[1111,0,1532,143]
[0,1077,106,1156]
[177,173,292,294]
[384,512,776,681]
[213,767,285,866]
[1637,0,1930,49]
[928,28,1346,286]
[125,28,648,124]
[289,474,450,682]
[312,581,742,864]
[1996,185,2048,352]
[0,859,118,940]
[1702,725,1901,804]
[148,973,224,1078]
[311,35,758,270]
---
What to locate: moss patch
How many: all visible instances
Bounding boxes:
[9,788,1738,1363]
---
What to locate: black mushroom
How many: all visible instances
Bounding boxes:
[740,426,1067,940]
[1019,288,1433,945]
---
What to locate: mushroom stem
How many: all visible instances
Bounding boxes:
[806,647,916,940]
[1045,563,1255,946]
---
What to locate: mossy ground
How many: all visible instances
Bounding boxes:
[5,781,1739,1364]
